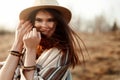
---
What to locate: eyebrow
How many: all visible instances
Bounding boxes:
[35,17,55,21]
[35,18,42,21]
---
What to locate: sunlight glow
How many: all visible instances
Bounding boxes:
[0,0,120,31]
[0,0,34,30]
[58,0,111,20]
[58,0,120,26]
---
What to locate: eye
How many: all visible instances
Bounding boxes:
[47,18,55,22]
[35,18,42,22]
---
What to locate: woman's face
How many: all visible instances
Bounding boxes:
[34,10,57,38]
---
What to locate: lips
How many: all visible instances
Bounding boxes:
[36,27,49,32]
[40,28,49,32]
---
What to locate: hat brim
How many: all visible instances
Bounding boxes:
[19,5,71,23]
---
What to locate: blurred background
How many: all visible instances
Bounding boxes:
[0,0,120,80]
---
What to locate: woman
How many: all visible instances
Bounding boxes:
[0,4,85,80]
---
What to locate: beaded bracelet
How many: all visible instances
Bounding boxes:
[22,65,36,71]
[9,50,22,57]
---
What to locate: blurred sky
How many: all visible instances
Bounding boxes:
[0,0,120,31]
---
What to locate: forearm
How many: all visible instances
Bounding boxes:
[22,28,40,80]
[23,49,36,80]
[0,43,22,80]
[0,54,19,80]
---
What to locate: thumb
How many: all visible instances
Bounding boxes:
[37,32,41,40]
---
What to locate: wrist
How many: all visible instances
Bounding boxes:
[11,41,23,52]
[24,50,36,67]
[9,50,22,57]
[26,48,36,53]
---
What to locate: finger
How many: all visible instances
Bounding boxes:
[27,32,31,38]
[21,21,31,29]
[33,28,37,37]
[20,21,32,35]
[24,24,33,34]
[37,32,41,39]
[29,31,33,38]
[22,21,30,28]
[24,32,30,39]
[17,20,24,30]
[23,33,27,40]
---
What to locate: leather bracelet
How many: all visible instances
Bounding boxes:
[9,50,22,57]
[22,65,36,71]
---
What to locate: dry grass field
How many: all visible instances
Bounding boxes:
[0,31,120,80]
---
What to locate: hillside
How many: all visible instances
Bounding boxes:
[0,31,120,80]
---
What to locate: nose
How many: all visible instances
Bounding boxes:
[41,21,47,27]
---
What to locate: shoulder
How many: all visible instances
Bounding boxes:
[36,47,69,67]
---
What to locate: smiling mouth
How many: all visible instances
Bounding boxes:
[35,27,47,30]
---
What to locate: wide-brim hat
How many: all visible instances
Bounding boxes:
[19,0,72,23]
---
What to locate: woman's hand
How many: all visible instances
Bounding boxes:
[0,20,33,80]
[23,28,41,53]
[11,20,32,52]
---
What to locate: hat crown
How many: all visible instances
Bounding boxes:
[34,0,59,6]
[20,0,71,23]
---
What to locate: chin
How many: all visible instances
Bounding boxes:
[41,33,50,38]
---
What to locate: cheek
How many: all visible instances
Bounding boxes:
[48,22,57,29]
[48,25,56,35]
[34,22,39,28]
[52,26,56,32]
[51,23,57,32]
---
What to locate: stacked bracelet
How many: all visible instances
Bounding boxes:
[10,50,22,57]
[22,65,36,71]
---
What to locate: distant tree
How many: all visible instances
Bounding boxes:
[94,15,110,33]
[111,21,118,32]
[111,21,120,40]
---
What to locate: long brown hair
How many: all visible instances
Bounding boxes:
[27,8,86,68]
